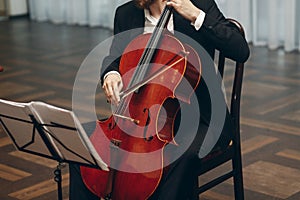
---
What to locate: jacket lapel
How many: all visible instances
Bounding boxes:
[129,7,145,39]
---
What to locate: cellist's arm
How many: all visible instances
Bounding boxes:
[100,5,129,84]
[196,0,249,63]
[100,6,129,105]
[166,0,250,63]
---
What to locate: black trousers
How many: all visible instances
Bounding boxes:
[69,112,233,200]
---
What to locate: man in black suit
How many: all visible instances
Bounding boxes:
[69,0,249,199]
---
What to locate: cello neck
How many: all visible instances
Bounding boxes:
[114,4,174,117]
[156,3,173,31]
[128,4,173,88]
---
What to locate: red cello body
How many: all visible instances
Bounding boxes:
[80,6,201,200]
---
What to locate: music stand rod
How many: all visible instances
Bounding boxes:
[28,114,65,200]
[54,162,66,200]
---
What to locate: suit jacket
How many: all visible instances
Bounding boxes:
[102,0,249,75]
[101,0,249,126]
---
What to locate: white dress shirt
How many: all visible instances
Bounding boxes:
[144,8,206,34]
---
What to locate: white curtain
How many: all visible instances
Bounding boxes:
[216,0,300,52]
[28,0,300,52]
[28,0,130,28]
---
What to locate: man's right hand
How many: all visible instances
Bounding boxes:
[102,73,123,105]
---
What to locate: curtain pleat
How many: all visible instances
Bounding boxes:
[216,0,299,52]
[28,0,129,28]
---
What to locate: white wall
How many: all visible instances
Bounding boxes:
[6,0,28,16]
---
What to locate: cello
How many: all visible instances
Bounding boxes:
[80,3,201,199]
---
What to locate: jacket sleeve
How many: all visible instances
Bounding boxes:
[194,0,250,63]
[100,6,128,84]
[100,3,143,84]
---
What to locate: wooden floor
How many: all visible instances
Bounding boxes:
[1,17,300,200]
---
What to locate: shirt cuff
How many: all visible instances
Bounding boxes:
[103,70,121,80]
[191,11,206,31]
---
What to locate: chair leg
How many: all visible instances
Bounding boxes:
[192,176,199,200]
[232,145,244,200]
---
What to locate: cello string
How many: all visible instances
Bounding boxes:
[113,5,173,122]
[120,53,187,100]
[133,7,172,85]
[113,51,187,124]
[127,4,171,90]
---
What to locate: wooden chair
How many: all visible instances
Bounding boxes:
[193,19,246,200]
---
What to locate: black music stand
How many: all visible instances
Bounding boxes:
[0,99,108,200]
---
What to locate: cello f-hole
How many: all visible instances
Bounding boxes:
[143,108,153,141]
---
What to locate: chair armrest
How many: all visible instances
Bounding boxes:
[227,18,245,38]
[218,19,246,77]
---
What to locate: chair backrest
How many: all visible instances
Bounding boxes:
[218,18,245,144]
[194,18,247,200]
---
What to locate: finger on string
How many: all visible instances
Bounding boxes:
[166,0,178,8]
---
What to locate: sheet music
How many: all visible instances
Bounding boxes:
[0,99,108,171]
[30,101,108,170]
[0,99,53,158]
